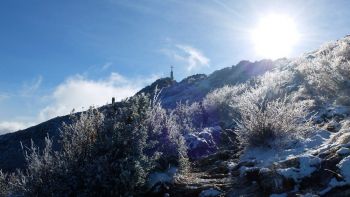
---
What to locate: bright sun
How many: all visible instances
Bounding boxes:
[251,14,300,59]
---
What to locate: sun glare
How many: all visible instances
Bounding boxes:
[251,14,300,59]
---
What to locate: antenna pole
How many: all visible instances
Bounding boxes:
[170,65,174,80]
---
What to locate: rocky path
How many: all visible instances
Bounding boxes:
[170,150,240,197]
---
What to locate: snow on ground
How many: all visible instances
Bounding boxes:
[147,167,178,189]
[240,129,331,168]
[338,155,350,182]
[319,155,350,194]
[277,156,321,182]
[239,116,350,195]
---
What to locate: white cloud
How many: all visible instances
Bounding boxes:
[38,72,158,122]
[0,121,35,135]
[161,44,210,71]
[0,72,159,134]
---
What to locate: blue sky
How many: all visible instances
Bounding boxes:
[1,0,350,133]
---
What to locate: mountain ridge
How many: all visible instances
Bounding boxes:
[0,59,277,172]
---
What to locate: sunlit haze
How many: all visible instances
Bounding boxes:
[251,14,300,59]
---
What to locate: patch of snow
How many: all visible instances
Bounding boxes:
[304,129,331,148]
[337,155,350,182]
[147,167,178,189]
[299,155,321,170]
[319,178,347,195]
[185,133,207,150]
[337,147,350,156]
[241,148,286,167]
[277,168,299,181]
[277,155,320,182]
[227,161,237,170]
[199,188,221,197]
[241,129,331,168]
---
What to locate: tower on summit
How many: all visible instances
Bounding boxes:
[170,65,174,80]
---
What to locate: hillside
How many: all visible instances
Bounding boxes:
[0,36,350,196]
[0,59,276,172]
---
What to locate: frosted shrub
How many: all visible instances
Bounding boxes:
[298,58,345,97]
[5,94,189,196]
[146,101,189,171]
[23,136,61,196]
[0,170,25,196]
[234,88,313,148]
[297,37,350,102]
[172,101,207,133]
[59,107,104,164]
[18,108,105,196]
[203,84,247,127]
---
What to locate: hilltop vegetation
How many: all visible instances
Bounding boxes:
[1,36,350,196]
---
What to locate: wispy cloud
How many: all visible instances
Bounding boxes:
[0,93,10,101]
[175,44,210,71]
[21,75,43,97]
[101,62,113,70]
[161,43,210,72]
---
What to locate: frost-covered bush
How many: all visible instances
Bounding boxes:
[20,108,107,196]
[203,84,248,127]
[172,101,208,133]
[4,94,189,196]
[0,170,25,196]
[296,37,350,102]
[233,87,313,147]
[59,107,104,165]
[146,102,189,171]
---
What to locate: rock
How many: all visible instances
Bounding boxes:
[324,186,350,197]
[185,127,222,159]
[325,121,341,132]
[337,155,350,182]
[227,181,260,197]
[185,133,212,159]
[337,147,350,156]
[240,166,295,194]
[220,129,239,149]
[240,166,260,180]
[199,188,222,197]
[237,160,258,169]
[258,169,295,194]
[275,157,300,169]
